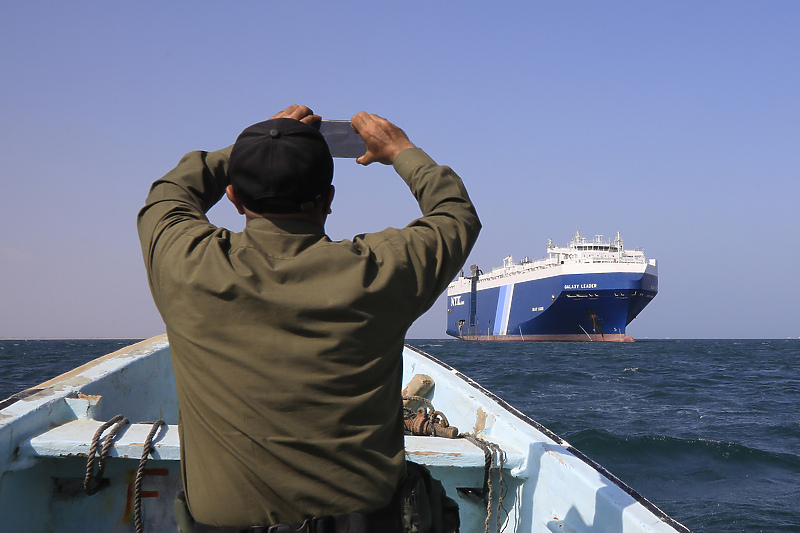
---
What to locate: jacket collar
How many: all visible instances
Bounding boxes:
[244,217,327,237]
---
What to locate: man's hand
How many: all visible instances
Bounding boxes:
[351,112,415,166]
[270,104,321,126]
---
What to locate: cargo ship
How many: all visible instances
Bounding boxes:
[446,231,658,342]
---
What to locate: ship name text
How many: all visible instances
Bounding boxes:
[564,283,598,290]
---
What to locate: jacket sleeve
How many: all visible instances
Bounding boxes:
[389,147,481,316]
[136,146,233,301]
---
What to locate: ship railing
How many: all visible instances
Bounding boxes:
[449,254,649,286]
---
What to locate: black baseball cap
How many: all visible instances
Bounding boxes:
[229,118,334,214]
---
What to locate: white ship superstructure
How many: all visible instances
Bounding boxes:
[446,231,658,342]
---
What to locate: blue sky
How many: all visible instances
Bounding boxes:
[2,2,798,339]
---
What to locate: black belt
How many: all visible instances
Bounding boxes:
[191,502,399,533]
[193,515,360,533]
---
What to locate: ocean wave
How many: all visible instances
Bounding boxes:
[566,428,800,470]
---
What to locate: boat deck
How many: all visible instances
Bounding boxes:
[20,417,526,470]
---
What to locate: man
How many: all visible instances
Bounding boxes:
[138,105,480,531]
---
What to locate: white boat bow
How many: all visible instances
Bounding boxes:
[0,336,689,532]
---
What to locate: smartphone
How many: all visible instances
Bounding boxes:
[314,120,366,158]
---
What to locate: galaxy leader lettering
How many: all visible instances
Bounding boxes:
[564,283,598,290]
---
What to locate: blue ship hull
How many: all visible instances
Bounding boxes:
[446,269,658,342]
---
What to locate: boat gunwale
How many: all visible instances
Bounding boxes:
[31,335,169,391]
[0,335,170,434]
[403,343,691,533]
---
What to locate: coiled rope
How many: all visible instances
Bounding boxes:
[403,396,507,533]
[134,419,165,533]
[84,414,129,495]
[403,395,433,411]
[461,434,507,533]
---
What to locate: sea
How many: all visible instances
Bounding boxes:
[1,338,798,532]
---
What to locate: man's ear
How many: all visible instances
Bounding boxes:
[324,185,335,215]
[226,185,246,215]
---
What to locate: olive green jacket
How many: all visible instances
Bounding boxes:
[137,146,480,526]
